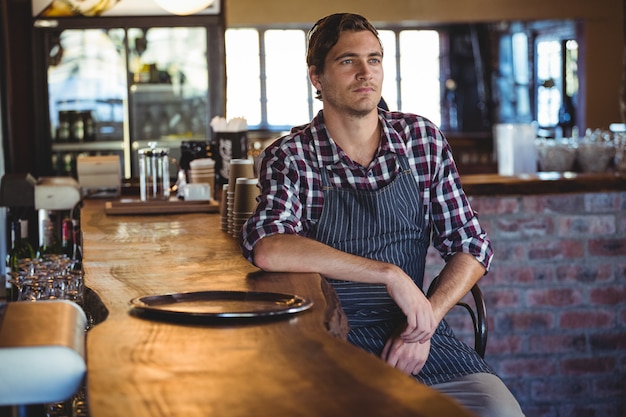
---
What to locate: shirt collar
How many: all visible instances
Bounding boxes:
[309,110,408,167]
[378,110,408,158]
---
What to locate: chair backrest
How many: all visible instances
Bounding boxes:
[426,276,488,358]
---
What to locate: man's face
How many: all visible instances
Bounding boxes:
[310,30,383,118]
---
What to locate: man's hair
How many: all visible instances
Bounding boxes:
[306,13,381,75]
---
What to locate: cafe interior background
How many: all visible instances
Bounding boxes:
[0,0,625,416]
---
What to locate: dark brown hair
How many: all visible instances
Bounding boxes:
[306,13,381,75]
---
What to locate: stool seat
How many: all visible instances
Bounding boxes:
[0,300,86,406]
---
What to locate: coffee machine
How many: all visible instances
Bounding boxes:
[1,174,81,259]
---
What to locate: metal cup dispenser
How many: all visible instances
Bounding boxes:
[138,144,170,201]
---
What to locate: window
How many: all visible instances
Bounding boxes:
[225,27,440,131]
[225,29,261,125]
[530,20,578,136]
[536,39,562,127]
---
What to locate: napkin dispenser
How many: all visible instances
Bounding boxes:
[77,155,121,197]
[34,177,81,210]
[0,300,87,405]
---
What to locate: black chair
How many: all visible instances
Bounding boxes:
[426,276,488,358]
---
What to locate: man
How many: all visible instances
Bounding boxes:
[241,13,524,417]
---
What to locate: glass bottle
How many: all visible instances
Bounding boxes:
[61,218,73,258]
[37,214,61,257]
[6,219,35,301]
[71,218,83,271]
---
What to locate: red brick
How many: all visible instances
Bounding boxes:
[485,335,524,355]
[556,263,614,283]
[557,215,616,236]
[494,217,554,239]
[528,334,587,354]
[590,286,626,305]
[498,358,557,377]
[471,196,520,215]
[486,265,550,285]
[589,332,626,351]
[593,374,626,397]
[619,211,626,233]
[483,289,520,308]
[530,377,589,401]
[561,356,615,375]
[523,194,585,214]
[489,241,527,262]
[496,311,555,332]
[551,195,586,212]
[559,310,615,329]
[584,192,622,212]
[589,237,626,257]
[443,311,475,336]
[528,239,585,260]
[527,288,583,307]
[559,403,625,417]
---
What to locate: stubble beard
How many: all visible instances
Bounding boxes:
[324,90,379,119]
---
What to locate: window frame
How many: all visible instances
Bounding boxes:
[225,24,444,132]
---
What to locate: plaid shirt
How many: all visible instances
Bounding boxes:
[240,110,493,270]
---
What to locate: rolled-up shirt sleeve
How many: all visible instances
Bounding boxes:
[240,142,304,264]
[429,136,494,271]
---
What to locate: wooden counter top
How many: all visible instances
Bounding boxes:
[461,171,626,196]
[80,200,474,417]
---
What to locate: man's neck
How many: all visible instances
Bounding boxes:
[324,108,380,167]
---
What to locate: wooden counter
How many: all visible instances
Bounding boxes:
[81,200,474,417]
[461,171,626,196]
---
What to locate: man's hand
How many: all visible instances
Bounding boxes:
[254,234,438,344]
[381,333,432,376]
[385,273,437,344]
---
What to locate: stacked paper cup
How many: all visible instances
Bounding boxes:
[189,158,215,199]
[231,178,259,238]
[225,159,255,237]
[220,184,229,232]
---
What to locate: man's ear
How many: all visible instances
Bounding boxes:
[309,66,322,92]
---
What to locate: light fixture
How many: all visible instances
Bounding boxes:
[154,0,215,16]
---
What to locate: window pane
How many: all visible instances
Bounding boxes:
[536,40,562,126]
[398,30,440,126]
[48,29,127,138]
[225,29,261,125]
[565,40,578,97]
[128,27,209,142]
[378,30,398,111]
[512,33,529,84]
[511,32,531,120]
[265,29,309,127]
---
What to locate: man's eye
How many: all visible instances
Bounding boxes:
[341,59,353,65]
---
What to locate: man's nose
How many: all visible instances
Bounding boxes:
[357,62,374,80]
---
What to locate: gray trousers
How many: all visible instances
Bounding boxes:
[431,373,525,417]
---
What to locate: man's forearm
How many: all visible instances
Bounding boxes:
[252,233,402,286]
[427,252,486,323]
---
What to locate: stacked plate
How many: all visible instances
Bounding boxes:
[189,158,215,199]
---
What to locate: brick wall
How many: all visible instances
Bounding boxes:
[424,191,626,417]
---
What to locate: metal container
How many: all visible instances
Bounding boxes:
[138,145,170,201]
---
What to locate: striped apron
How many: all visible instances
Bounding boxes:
[311,154,494,385]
